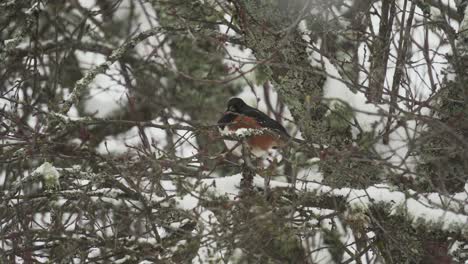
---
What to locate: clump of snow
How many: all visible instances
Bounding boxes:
[25,1,40,14]
[4,38,16,47]
[33,162,60,188]
[223,127,269,138]
[0,171,5,187]
[87,247,101,259]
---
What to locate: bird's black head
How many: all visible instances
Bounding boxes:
[226,97,247,113]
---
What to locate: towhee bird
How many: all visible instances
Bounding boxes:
[218,98,290,156]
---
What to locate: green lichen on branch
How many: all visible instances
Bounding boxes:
[233,0,327,143]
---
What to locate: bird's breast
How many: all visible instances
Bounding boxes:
[228,115,279,151]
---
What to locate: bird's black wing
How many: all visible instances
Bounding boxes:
[217,112,237,129]
[242,107,289,137]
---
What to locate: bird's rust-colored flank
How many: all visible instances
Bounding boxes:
[230,115,279,150]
